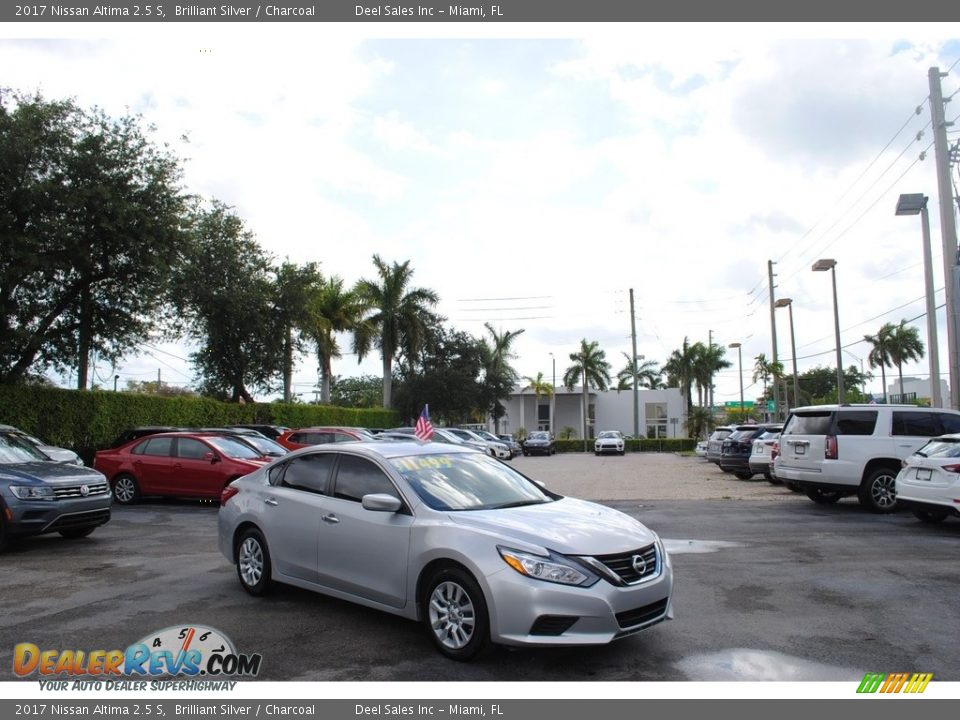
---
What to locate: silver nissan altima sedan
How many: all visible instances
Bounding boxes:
[218,441,673,660]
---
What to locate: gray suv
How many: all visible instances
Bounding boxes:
[775,404,960,512]
[0,430,111,550]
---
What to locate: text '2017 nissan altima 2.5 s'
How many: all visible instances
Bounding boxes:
[218,441,673,660]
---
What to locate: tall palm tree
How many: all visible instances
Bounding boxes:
[563,339,612,450]
[305,276,368,404]
[273,261,323,402]
[481,323,525,432]
[663,337,697,412]
[354,255,440,408]
[692,342,732,408]
[888,320,925,398]
[752,353,784,418]
[864,323,895,403]
[521,371,554,433]
[616,352,662,391]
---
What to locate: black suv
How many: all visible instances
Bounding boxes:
[719,424,782,479]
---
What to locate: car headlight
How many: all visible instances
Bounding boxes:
[498,546,598,586]
[10,485,56,501]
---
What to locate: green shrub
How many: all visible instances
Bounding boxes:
[0,386,399,464]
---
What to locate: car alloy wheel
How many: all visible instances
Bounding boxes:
[112,475,140,505]
[859,467,898,513]
[237,529,272,596]
[424,567,489,661]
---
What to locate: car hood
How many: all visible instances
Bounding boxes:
[448,497,656,556]
[0,461,106,485]
[525,438,550,445]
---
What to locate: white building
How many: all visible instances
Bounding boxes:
[884,376,950,404]
[497,386,686,439]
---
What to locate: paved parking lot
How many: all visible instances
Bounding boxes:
[2,453,957,682]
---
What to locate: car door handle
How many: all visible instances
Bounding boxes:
[264,498,279,506]
[322,514,340,524]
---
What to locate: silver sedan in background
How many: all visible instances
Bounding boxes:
[218,442,673,660]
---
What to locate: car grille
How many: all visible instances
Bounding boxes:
[52,482,109,499]
[615,598,669,629]
[593,544,659,584]
[44,508,111,531]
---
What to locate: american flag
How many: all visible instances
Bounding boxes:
[414,405,434,441]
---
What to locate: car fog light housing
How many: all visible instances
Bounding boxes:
[498,547,597,586]
[11,485,55,501]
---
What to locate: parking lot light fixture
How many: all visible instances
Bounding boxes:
[812,259,845,403]
[895,193,942,408]
[774,298,800,410]
[728,343,744,416]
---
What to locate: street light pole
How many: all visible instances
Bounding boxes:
[813,259,845,403]
[896,193,943,408]
[549,352,556,435]
[774,298,800,410]
[728,343,744,416]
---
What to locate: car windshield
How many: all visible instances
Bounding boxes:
[390,453,555,511]
[598,431,620,439]
[915,438,960,459]
[240,435,288,456]
[206,436,263,459]
[528,432,549,440]
[0,433,50,463]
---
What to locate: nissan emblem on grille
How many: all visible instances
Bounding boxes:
[631,554,647,576]
[80,485,90,497]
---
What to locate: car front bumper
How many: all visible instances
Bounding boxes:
[482,557,673,647]
[3,494,112,538]
[595,444,624,454]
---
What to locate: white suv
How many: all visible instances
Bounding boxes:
[774,404,960,512]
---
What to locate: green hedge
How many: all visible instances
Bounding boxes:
[551,438,696,453]
[0,386,399,464]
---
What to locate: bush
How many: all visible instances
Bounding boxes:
[0,386,399,464]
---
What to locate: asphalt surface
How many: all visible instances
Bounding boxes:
[2,454,958,682]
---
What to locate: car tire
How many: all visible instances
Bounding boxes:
[913,508,949,524]
[858,466,899,513]
[735,471,754,480]
[236,528,272,596]
[59,527,96,539]
[594,451,600,456]
[619,450,625,456]
[805,487,843,504]
[422,566,490,661]
[0,512,7,552]
[112,474,141,505]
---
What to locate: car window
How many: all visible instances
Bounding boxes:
[332,454,400,502]
[278,453,336,494]
[176,438,210,459]
[834,411,878,435]
[0,433,49,463]
[782,412,833,435]
[207,436,262,459]
[140,437,173,457]
[937,413,960,434]
[390,453,554,511]
[333,432,357,443]
[916,438,960,458]
[892,411,940,437]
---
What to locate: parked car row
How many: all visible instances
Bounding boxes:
[700,403,960,523]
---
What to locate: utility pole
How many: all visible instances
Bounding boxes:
[708,329,713,417]
[768,260,780,420]
[930,66,960,410]
[629,288,640,439]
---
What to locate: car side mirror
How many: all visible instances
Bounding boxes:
[204,451,219,464]
[361,493,402,513]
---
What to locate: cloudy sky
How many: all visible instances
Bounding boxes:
[3,24,960,404]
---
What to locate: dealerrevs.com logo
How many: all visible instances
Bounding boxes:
[856,672,933,694]
[14,625,262,687]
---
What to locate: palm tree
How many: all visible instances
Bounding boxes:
[563,339,612,451]
[888,320,925,399]
[616,352,663,391]
[354,255,440,408]
[520,371,554,434]
[692,342,732,408]
[864,323,895,403]
[273,261,323,402]
[752,353,784,419]
[481,323,525,432]
[304,276,368,404]
[663,337,697,412]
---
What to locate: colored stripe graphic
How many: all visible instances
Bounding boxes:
[857,672,932,694]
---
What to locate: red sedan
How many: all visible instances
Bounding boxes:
[275,426,374,451]
[94,432,270,504]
